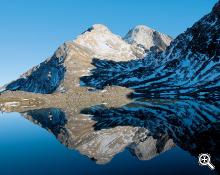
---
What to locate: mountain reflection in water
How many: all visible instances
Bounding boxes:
[18,97,219,172]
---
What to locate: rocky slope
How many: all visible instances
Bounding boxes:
[0,24,171,94]
[81,1,220,98]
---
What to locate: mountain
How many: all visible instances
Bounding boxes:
[81,1,220,98]
[2,1,219,97]
[0,24,171,94]
[75,24,136,60]
[124,25,172,53]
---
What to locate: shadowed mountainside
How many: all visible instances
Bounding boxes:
[81,2,220,99]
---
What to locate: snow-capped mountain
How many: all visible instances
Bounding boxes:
[0,24,171,94]
[2,1,220,97]
[124,25,172,53]
[81,1,220,98]
[75,24,136,61]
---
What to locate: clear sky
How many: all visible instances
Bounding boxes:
[0,0,218,86]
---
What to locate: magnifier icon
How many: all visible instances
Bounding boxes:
[198,153,215,170]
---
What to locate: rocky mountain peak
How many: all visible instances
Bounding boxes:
[75,24,136,61]
[81,24,111,34]
[124,25,172,52]
[91,24,110,32]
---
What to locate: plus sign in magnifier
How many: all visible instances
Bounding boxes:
[198,153,215,170]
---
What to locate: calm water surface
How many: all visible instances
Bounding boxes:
[0,97,219,175]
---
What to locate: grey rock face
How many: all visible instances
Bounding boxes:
[124,25,172,54]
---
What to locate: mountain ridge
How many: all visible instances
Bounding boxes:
[80,1,220,98]
[1,1,219,96]
[0,23,171,94]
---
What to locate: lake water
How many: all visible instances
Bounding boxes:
[0,97,219,175]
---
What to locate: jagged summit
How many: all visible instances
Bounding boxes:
[90,24,110,32]
[124,25,172,53]
[75,24,136,60]
[81,24,111,34]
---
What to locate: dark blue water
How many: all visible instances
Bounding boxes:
[0,112,216,175]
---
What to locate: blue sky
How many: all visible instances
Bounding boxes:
[0,0,218,86]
